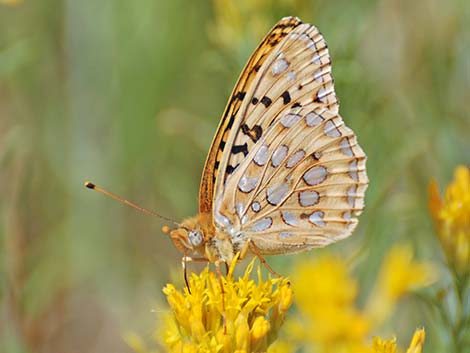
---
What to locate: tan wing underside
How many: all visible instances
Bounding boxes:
[198,17,303,215]
[219,23,338,187]
[218,103,368,254]
[209,19,368,254]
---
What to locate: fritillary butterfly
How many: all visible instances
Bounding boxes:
[167,17,369,266]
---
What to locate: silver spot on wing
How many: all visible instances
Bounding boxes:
[298,190,320,207]
[238,174,258,193]
[303,166,327,186]
[271,145,289,167]
[308,211,325,227]
[251,217,273,232]
[266,183,290,205]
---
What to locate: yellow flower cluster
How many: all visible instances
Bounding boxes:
[286,246,434,352]
[160,259,292,353]
[366,246,437,324]
[429,165,470,274]
[128,246,432,353]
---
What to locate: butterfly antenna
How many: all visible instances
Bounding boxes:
[84,181,179,226]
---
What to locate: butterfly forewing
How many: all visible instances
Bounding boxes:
[202,17,368,255]
[199,17,303,215]
[216,22,339,192]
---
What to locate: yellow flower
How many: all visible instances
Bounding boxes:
[372,336,397,353]
[290,254,371,351]
[124,332,148,353]
[366,245,437,324]
[160,258,292,353]
[210,0,272,55]
[406,328,425,353]
[373,328,425,353]
[287,251,433,353]
[266,340,292,353]
[429,165,470,274]
[209,0,309,62]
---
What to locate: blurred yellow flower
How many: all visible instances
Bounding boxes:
[373,328,425,353]
[0,0,22,5]
[366,245,437,324]
[292,255,371,348]
[124,332,150,353]
[373,336,397,353]
[406,328,425,353]
[210,0,308,61]
[429,165,470,274]
[287,249,433,353]
[266,340,292,353]
[160,259,292,353]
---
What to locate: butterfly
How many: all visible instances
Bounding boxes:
[165,16,368,269]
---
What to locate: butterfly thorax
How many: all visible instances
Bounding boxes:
[170,213,237,264]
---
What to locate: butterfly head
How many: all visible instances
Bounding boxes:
[162,215,208,256]
[171,227,204,253]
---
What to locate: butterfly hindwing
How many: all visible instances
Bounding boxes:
[216,100,367,253]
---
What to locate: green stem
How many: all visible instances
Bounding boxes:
[450,270,470,352]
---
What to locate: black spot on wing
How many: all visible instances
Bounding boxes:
[241,123,250,135]
[232,143,249,157]
[226,163,239,175]
[269,39,280,46]
[252,97,259,105]
[260,96,272,108]
[241,123,263,143]
[251,64,261,74]
[234,91,246,101]
[292,102,302,108]
[251,125,262,142]
[226,114,235,129]
[281,91,291,105]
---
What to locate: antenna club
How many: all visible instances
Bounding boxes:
[84,181,96,189]
[162,225,170,234]
[83,181,177,225]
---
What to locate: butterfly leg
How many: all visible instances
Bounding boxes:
[239,240,251,260]
[181,256,209,294]
[214,260,228,334]
[248,240,281,277]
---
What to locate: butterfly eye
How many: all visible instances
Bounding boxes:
[188,230,203,247]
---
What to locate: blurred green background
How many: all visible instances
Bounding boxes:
[0,0,469,352]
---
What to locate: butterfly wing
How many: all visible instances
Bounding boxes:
[219,105,368,254]
[205,17,368,254]
[199,17,303,214]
